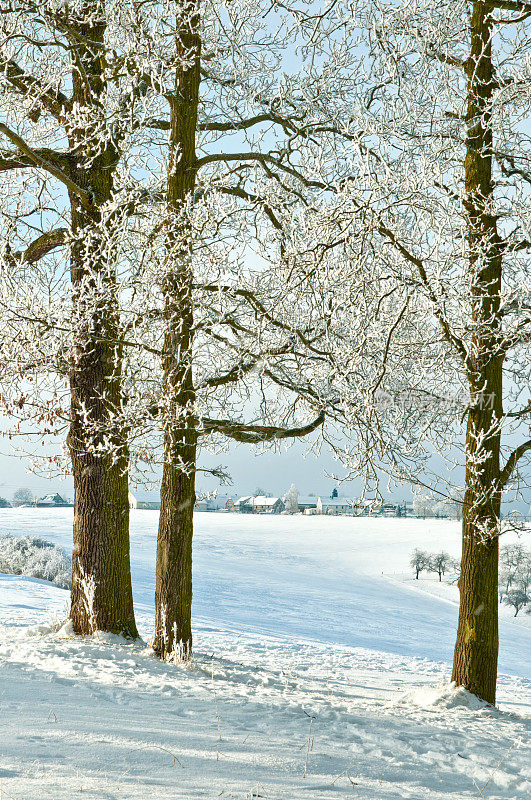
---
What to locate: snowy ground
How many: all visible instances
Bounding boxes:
[0,510,530,799]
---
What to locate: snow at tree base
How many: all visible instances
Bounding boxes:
[1,509,530,799]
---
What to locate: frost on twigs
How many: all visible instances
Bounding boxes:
[168,627,194,667]
[0,0,336,489]
[77,566,97,634]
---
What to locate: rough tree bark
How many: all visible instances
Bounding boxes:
[451,0,502,704]
[67,4,137,637]
[153,0,201,659]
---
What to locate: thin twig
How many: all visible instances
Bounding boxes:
[476,739,520,797]
[216,697,222,741]
[150,744,185,769]
[303,712,315,778]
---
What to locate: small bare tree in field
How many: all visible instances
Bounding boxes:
[430,552,453,583]
[12,488,33,507]
[410,549,430,580]
[503,589,529,616]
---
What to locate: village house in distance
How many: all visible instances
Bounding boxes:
[235,495,285,514]
[35,493,71,508]
[125,485,463,518]
[0,486,462,518]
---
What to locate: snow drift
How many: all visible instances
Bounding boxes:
[393,681,491,711]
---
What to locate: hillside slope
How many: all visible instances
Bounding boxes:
[0,510,529,799]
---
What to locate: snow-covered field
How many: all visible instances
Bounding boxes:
[0,509,530,799]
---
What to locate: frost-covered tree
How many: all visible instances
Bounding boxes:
[516,554,531,595]
[0,0,337,656]
[0,0,145,636]
[410,549,430,580]
[501,543,527,574]
[499,543,527,595]
[282,484,299,514]
[434,499,463,521]
[412,495,436,519]
[117,0,337,659]
[503,588,529,616]
[303,0,531,704]
[11,488,33,507]
[430,552,452,582]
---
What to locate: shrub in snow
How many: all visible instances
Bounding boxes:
[0,533,71,588]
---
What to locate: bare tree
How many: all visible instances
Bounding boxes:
[410,549,430,580]
[430,552,452,582]
[12,488,33,507]
[503,589,529,617]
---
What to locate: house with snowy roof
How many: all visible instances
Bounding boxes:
[35,493,71,507]
[204,494,238,512]
[316,497,353,515]
[236,496,285,514]
[297,495,318,513]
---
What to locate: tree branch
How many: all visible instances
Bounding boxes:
[505,401,531,419]
[6,228,68,265]
[197,283,329,356]
[195,151,326,190]
[199,113,274,132]
[201,410,325,443]
[216,186,283,230]
[147,113,276,133]
[0,124,91,208]
[0,147,71,172]
[198,351,284,390]
[496,151,531,184]
[1,56,70,120]
[491,0,531,11]
[500,439,531,487]
[426,44,466,69]
[375,217,470,367]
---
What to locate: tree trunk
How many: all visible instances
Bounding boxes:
[66,5,137,637]
[153,2,201,659]
[452,470,500,703]
[154,433,197,658]
[451,1,502,705]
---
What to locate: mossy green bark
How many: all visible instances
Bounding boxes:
[153,3,201,659]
